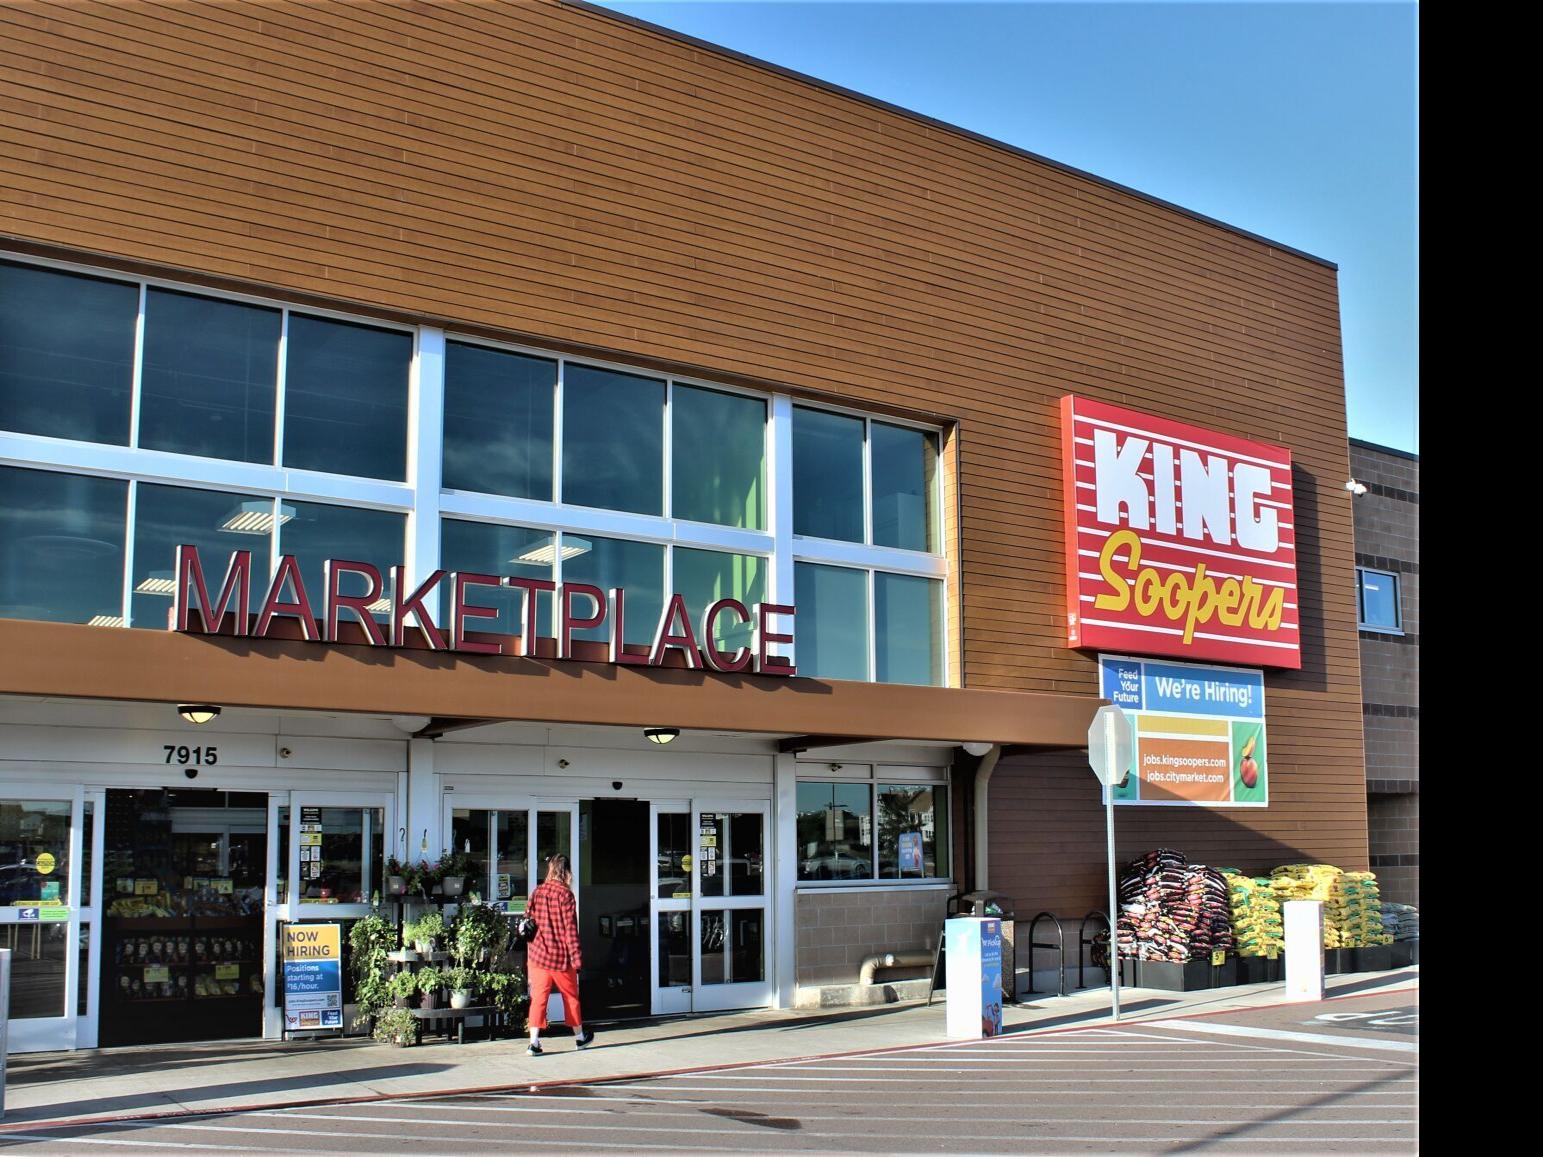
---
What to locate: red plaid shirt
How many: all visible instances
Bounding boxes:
[525,880,582,971]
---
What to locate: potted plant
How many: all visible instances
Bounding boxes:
[436,849,479,898]
[348,913,399,1028]
[403,911,445,956]
[372,1006,419,1047]
[453,902,511,966]
[387,969,419,1009]
[384,855,409,897]
[416,966,444,1010]
[484,970,529,1032]
[446,966,479,1009]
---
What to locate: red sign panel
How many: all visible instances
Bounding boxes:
[1060,396,1301,669]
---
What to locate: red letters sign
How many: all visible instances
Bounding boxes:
[1060,396,1301,669]
[173,545,796,676]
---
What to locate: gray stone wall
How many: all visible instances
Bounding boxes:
[795,888,948,986]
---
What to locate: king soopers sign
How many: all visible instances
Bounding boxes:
[1060,396,1302,669]
[172,545,797,676]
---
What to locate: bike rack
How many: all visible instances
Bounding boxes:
[1078,910,1112,990]
[1023,911,1067,998]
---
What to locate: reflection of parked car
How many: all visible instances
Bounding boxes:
[800,851,872,880]
[0,863,37,904]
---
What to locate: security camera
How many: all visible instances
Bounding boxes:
[184,767,199,780]
[612,780,624,791]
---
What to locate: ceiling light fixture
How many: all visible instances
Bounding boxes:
[514,536,591,566]
[177,704,221,725]
[220,500,295,535]
[644,727,680,745]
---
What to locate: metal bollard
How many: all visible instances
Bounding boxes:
[1,946,11,1118]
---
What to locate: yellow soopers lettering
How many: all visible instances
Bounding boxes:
[1094,530,1283,643]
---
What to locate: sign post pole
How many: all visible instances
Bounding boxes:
[1086,705,1134,1024]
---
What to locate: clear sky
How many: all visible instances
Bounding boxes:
[594,0,1419,454]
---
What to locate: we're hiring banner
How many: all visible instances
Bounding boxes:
[1060,396,1301,669]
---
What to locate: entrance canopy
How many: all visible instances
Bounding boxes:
[0,619,1103,748]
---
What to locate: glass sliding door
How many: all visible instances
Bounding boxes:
[649,799,773,1015]
[2,786,85,1052]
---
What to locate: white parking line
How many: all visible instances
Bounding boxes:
[1158,1021,1420,1053]
[0,1134,312,1153]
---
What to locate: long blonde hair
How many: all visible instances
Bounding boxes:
[544,853,572,888]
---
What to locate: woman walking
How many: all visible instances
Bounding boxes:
[524,853,592,1055]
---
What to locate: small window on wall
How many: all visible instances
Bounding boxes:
[1357,568,1402,632]
[797,779,949,883]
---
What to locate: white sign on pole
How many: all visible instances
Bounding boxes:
[1087,705,1133,1022]
[1088,705,1134,789]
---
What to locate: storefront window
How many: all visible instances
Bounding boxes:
[0,800,72,907]
[6,924,69,1021]
[673,547,766,654]
[656,812,690,899]
[795,782,873,881]
[130,483,273,630]
[276,805,290,905]
[537,811,572,879]
[439,519,555,642]
[871,422,938,552]
[877,784,949,878]
[496,811,530,905]
[793,406,864,542]
[442,342,555,499]
[138,288,280,463]
[0,260,137,446]
[793,562,868,681]
[449,809,491,892]
[0,466,127,627]
[562,364,664,515]
[875,573,944,687]
[298,806,383,904]
[672,384,766,529]
[282,314,411,481]
[279,501,405,627]
[561,534,663,647]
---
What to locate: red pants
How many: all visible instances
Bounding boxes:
[526,964,582,1031]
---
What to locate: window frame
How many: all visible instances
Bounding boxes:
[793,765,952,890]
[0,249,951,685]
[1356,566,1403,634]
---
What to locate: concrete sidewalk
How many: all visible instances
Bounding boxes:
[1,966,1418,1129]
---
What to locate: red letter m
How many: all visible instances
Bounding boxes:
[174,545,252,634]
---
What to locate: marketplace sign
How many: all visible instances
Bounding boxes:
[1060,396,1300,669]
[172,545,797,676]
[1099,654,1268,807]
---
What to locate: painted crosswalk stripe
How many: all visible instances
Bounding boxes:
[1156,1020,1420,1053]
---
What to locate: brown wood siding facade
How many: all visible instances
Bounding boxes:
[0,0,1367,905]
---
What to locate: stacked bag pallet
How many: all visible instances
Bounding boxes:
[1332,871,1392,947]
[1381,902,1419,941]
[1219,871,1284,958]
[1114,848,1234,963]
[1269,863,1345,948]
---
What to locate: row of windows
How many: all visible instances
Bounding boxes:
[0,259,940,551]
[0,466,945,685]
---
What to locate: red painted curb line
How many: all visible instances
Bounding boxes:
[1,975,1417,1135]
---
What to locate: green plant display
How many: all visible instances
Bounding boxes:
[347,913,399,1026]
[414,967,444,995]
[403,910,445,949]
[484,970,529,1017]
[387,970,419,1004]
[445,966,479,995]
[452,903,511,965]
[372,1006,419,1046]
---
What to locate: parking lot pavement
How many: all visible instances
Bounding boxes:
[0,991,1417,1155]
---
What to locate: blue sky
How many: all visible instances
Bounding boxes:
[594,0,1418,454]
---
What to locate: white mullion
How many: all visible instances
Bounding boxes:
[273,310,289,467]
[663,379,674,519]
[862,416,873,546]
[120,479,137,627]
[767,395,796,669]
[270,496,284,578]
[553,358,565,505]
[408,327,446,585]
[867,567,878,682]
[789,535,947,578]
[128,283,147,449]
